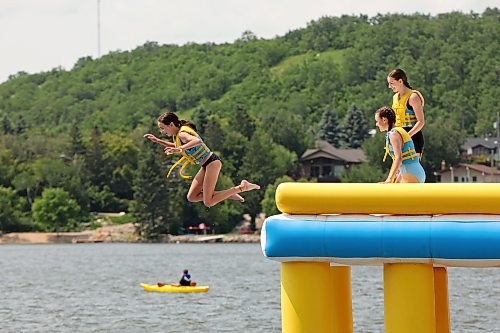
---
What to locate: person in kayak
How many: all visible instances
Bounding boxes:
[144,112,260,207]
[179,269,192,286]
[158,269,197,287]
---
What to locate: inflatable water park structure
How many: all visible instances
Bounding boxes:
[261,183,500,333]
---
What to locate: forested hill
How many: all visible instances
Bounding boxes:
[1,9,498,136]
[0,9,498,236]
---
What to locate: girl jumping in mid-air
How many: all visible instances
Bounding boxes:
[144,112,260,207]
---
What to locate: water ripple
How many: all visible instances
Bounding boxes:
[0,244,498,332]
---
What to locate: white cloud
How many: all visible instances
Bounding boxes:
[0,0,497,83]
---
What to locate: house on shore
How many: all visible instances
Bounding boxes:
[461,137,500,166]
[300,140,366,182]
[434,163,500,183]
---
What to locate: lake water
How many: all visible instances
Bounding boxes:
[0,243,499,332]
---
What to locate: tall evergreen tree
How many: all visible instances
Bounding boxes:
[192,106,208,137]
[203,116,224,150]
[69,122,86,158]
[16,115,27,134]
[85,126,107,187]
[0,186,24,232]
[229,104,255,140]
[318,107,342,147]
[1,116,13,134]
[340,105,369,149]
[132,141,170,239]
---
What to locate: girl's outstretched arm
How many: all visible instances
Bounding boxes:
[164,132,202,154]
[143,133,175,147]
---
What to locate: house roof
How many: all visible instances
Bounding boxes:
[463,137,500,150]
[301,140,366,163]
[435,163,500,175]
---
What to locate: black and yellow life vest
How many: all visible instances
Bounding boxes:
[167,125,211,179]
[392,90,425,127]
[383,127,418,164]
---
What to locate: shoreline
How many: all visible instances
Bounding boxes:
[0,223,261,244]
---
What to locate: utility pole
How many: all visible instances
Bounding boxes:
[97,0,101,57]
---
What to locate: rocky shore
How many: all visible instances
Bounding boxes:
[0,223,261,244]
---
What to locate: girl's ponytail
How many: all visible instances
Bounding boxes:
[157,112,197,131]
[376,106,396,131]
[388,68,412,89]
[180,120,197,131]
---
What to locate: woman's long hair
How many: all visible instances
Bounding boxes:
[157,112,197,131]
[388,68,412,89]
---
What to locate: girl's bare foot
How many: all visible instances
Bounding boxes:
[229,193,245,203]
[239,180,260,192]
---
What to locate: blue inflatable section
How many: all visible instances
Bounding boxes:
[262,215,500,265]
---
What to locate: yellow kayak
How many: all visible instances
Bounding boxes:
[140,283,209,293]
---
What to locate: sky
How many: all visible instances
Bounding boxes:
[0,0,497,83]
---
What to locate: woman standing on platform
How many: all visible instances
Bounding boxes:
[387,68,426,159]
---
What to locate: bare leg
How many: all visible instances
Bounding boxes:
[202,161,260,207]
[393,171,401,183]
[186,168,206,202]
[229,193,245,202]
[400,173,420,183]
[187,166,244,202]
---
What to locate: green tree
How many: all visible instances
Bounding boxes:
[0,186,25,232]
[69,122,86,157]
[421,118,465,182]
[32,188,81,232]
[85,126,108,188]
[193,174,244,233]
[0,148,16,187]
[239,130,297,226]
[261,176,294,216]
[340,104,370,148]
[318,107,342,147]
[101,132,139,200]
[192,106,209,137]
[1,116,13,134]
[340,163,385,182]
[360,132,390,173]
[15,115,28,134]
[12,169,38,207]
[229,104,255,140]
[203,115,225,151]
[132,141,170,239]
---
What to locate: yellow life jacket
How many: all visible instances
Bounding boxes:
[167,125,211,179]
[392,90,425,127]
[383,127,418,163]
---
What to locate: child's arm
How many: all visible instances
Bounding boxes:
[164,132,202,154]
[143,133,175,147]
[385,132,403,183]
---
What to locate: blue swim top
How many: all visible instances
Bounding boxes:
[384,127,419,164]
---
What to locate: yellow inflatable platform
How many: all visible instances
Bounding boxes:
[276,183,500,215]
